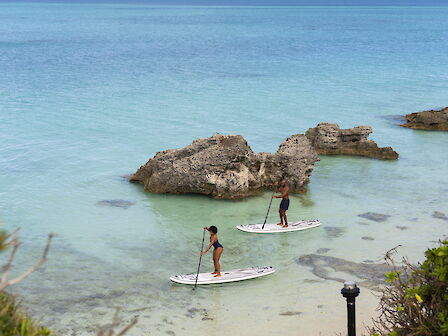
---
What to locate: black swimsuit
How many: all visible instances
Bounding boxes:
[212,238,223,249]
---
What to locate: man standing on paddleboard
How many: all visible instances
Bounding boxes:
[273,179,289,227]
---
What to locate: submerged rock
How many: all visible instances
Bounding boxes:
[358,212,390,222]
[186,307,210,320]
[433,211,448,221]
[361,236,375,241]
[401,107,448,131]
[296,254,392,291]
[130,134,319,199]
[305,123,398,160]
[96,199,136,209]
[324,226,346,238]
[316,248,331,254]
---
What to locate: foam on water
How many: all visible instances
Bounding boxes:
[1,3,447,335]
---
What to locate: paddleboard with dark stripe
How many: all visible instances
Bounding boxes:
[236,220,320,233]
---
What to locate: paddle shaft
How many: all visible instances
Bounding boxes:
[261,191,275,230]
[193,229,206,290]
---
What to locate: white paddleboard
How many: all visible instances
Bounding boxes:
[170,266,275,285]
[236,220,320,233]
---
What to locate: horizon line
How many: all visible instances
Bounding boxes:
[1,1,447,6]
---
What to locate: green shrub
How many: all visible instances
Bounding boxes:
[0,230,51,335]
[370,240,448,336]
[0,292,51,336]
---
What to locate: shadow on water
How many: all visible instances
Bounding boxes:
[379,114,406,126]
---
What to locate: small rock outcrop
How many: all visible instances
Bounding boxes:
[130,134,319,199]
[305,123,399,160]
[401,107,448,131]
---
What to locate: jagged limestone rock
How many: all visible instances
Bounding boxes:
[130,134,319,199]
[401,107,448,131]
[305,123,398,160]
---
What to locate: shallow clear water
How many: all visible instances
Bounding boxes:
[1,3,447,336]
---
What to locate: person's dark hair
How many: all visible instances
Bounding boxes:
[209,226,218,234]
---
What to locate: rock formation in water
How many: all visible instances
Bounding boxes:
[297,254,392,291]
[130,134,319,199]
[305,123,399,160]
[401,107,448,131]
[358,212,391,222]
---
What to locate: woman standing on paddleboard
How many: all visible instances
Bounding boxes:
[201,226,223,277]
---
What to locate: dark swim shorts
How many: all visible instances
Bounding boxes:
[280,199,290,210]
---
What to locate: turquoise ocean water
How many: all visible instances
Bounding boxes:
[1,3,447,335]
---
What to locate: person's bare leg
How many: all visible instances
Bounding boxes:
[279,209,286,226]
[283,211,288,227]
[277,209,283,225]
[212,249,217,274]
[213,248,223,277]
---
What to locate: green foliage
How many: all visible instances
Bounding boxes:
[0,292,51,336]
[439,313,448,335]
[385,271,399,283]
[0,230,51,335]
[370,240,448,336]
[422,243,448,281]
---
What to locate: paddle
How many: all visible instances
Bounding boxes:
[193,229,206,290]
[261,191,275,230]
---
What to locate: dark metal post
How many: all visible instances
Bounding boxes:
[341,281,360,336]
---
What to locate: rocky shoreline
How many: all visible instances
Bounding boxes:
[130,123,398,199]
[401,106,448,131]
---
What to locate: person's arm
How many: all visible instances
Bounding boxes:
[201,236,216,255]
[274,187,288,199]
[272,181,281,196]
[272,181,283,198]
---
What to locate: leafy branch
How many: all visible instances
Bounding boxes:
[369,240,448,336]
